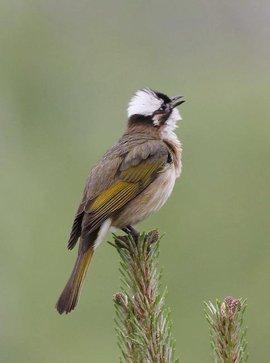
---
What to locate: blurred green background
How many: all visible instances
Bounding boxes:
[1,1,270,362]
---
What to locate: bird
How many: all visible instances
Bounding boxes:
[56,88,185,314]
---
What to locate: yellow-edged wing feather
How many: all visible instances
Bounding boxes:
[82,158,165,237]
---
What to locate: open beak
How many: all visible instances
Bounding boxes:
[170,95,185,108]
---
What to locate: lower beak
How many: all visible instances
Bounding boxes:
[170,95,185,108]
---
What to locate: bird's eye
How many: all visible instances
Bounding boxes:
[160,104,166,111]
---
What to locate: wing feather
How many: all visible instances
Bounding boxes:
[81,158,166,243]
[67,136,169,250]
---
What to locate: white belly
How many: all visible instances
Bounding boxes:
[113,166,177,228]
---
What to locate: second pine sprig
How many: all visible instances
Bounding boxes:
[204,296,248,363]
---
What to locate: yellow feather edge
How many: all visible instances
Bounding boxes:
[88,160,164,220]
[90,180,133,210]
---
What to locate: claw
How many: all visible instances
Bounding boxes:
[122,225,140,242]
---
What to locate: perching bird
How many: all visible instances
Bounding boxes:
[56,88,185,314]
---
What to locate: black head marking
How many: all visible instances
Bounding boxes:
[154,91,171,104]
[128,114,153,127]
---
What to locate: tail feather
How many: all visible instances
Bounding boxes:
[67,212,84,250]
[56,218,112,314]
[56,245,94,314]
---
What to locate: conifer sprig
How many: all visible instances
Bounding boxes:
[111,230,178,363]
[204,296,248,363]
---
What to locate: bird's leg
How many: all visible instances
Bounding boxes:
[122,225,140,242]
[122,227,130,235]
[128,225,140,239]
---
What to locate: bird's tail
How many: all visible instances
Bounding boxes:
[56,244,94,314]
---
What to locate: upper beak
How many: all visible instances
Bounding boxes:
[170,95,185,108]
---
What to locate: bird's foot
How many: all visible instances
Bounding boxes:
[122,225,140,242]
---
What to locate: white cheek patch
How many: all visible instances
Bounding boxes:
[152,108,182,130]
[127,88,163,117]
[165,108,182,130]
[152,114,161,126]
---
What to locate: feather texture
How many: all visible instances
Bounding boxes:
[81,158,166,248]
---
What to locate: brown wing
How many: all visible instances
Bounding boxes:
[67,135,169,250]
[81,158,166,241]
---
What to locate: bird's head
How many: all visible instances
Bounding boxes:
[127,88,185,132]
